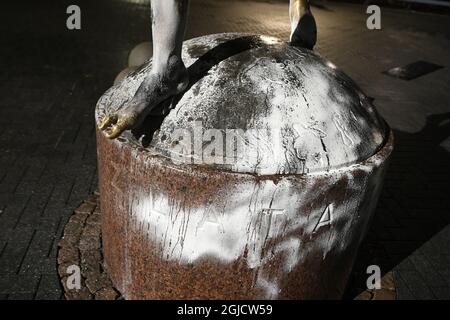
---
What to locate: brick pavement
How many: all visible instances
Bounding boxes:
[0,0,449,299]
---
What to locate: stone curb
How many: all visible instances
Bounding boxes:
[57,191,121,300]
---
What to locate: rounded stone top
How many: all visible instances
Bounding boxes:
[96,33,388,175]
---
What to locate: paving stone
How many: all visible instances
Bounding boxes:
[0,196,30,230]
[354,290,373,300]
[35,274,63,300]
[430,287,450,300]
[0,240,33,273]
[409,255,447,288]
[58,262,76,280]
[373,289,396,300]
[80,250,102,278]
[8,293,35,300]
[409,286,437,300]
[95,287,119,300]
[0,165,27,194]
[57,245,79,265]
[79,235,101,252]
[20,257,57,275]
[398,270,429,289]
[62,216,86,241]
[427,255,450,273]
[75,202,96,215]
[85,273,113,294]
[62,277,92,300]
[381,272,396,291]
[394,271,415,300]
[10,274,41,294]
[0,275,17,294]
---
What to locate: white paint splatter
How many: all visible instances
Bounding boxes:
[96,33,387,175]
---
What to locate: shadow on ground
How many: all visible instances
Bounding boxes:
[345,112,450,299]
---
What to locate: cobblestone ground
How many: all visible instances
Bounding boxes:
[0,0,449,299]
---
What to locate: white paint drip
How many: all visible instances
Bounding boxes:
[96,33,387,175]
[130,171,374,298]
[132,180,299,267]
[95,33,392,298]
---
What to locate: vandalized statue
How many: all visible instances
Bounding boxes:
[98,0,317,139]
[96,0,393,300]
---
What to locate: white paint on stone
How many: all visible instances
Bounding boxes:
[97,33,387,175]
